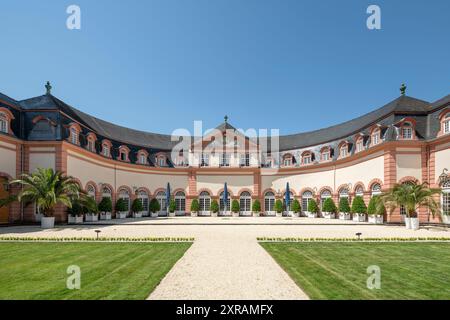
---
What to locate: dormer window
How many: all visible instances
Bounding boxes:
[372,129,380,145]
[445,119,450,134]
[240,153,250,167]
[401,123,413,140]
[120,151,127,161]
[220,153,230,167]
[282,154,293,167]
[101,141,112,158]
[302,152,312,165]
[339,143,348,158]
[201,153,209,167]
[0,112,8,133]
[118,146,130,162]
[70,127,79,145]
[140,153,147,165]
[356,138,364,152]
[320,147,330,162]
[156,154,166,167]
[439,111,450,136]
[86,133,97,153]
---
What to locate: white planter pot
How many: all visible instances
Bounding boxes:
[353,213,366,222]
[151,212,159,218]
[339,212,351,220]
[117,212,128,219]
[211,212,218,217]
[85,214,99,222]
[404,217,412,229]
[41,217,55,229]
[100,212,111,220]
[368,215,383,224]
[190,211,198,217]
[253,212,260,217]
[68,216,83,224]
[133,212,143,218]
[410,217,420,230]
[323,212,335,219]
[306,211,317,218]
[276,212,283,217]
[168,211,176,217]
[443,215,450,224]
[232,212,239,217]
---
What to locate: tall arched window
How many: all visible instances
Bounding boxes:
[371,183,382,196]
[102,186,112,199]
[339,188,350,202]
[355,185,364,197]
[219,191,231,212]
[441,181,450,216]
[118,189,130,212]
[156,191,167,214]
[320,190,332,210]
[86,184,96,199]
[0,112,8,133]
[70,127,79,145]
[199,191,211,215]
[137,190,149,213]
[302,191,313,213]
[175,191,186,214]
[239,191,252,214]
[264,192,275,214]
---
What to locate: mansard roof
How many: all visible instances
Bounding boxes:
[1,89,449,152]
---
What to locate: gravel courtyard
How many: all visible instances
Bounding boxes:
[1,217,448,300]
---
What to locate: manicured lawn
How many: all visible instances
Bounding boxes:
[261,242,450,300]
[0,242,191,300]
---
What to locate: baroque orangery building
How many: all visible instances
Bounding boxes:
[1,83,450,224]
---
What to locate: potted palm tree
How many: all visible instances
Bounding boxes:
[190,199,199,217]
[274,199,283,217]
[351,196,367,222]
[322,198,337,219]
[169,198,176,217]
[115,198,128,219]
[149,198,160,217]
[367,195,384,224]
[291,199,301,217]
[210,200,219,217]
[306,199,319,218]
[252,199,261,217]
[131,198,144,218]
[338,198,351,220]
[0,168,80,229]
[231,199,240,217]
[380,182,440,230]
[80,194,98,222]
[98,197,112,220]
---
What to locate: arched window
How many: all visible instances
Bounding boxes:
[356,137,364,152]
[156,191,167,213]
[401,122,413,140]
[302,191,313,213]
[118,189,130,212]
[118,146,129,162]
[320,190,332,210]
[70,127,79,145]
[441,112,450,135]
[137,190,149,213]
[86,184,96,199]
[102,186,112,199]
[283,154,293,167]
[175,191,186,214]
[441,181,450,216]
[0,112,8,133]
[355,185,364,197]
[339,188,349,201]
[339,144,348,158]
[219,191,231,212]
[320,147,331,162]
[199,191,211,215]
[102,141,111,158]
[157,155,167,167]
[264,191,275,213]
[371,183,382,196]
[302,152,312,165]
[239,191,252,213]
[372,128,380,146]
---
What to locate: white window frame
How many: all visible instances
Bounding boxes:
[264,192,275,214]
[303,155,311,165]
[70,128,78,145]
[340,146,347,158]
[302,191,313,213]
[102,186,112,199]
[320,190,332,210]
[401,126,413,139]
[441,182,450,216]
[0,112,8,133]
[199,191,211,215]
[175,191,186,214]
[239,192,252,214]
[444,119,450,134]
[118,189,130,212]
[201,153,209,167]
[321,152,330,161]
[137,190,149,213]
[102,144,110,157]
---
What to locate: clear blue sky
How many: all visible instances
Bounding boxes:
[1,0,449,135]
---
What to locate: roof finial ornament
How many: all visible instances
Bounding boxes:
[45,81,52,95]
[400,83,407,96]
[224,115,228,123]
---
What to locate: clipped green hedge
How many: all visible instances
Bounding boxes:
[291,199,301,213]
[115,198,128,212]
[274,199,283,213]
[257,237,450,242]
[322,198,337,213]
[190,199,200,212]
[211,200,219,213]
[131,198,143,213]
[0,236,195,243]
[169,198,176,213]
[351,196,367,214]
[231,200,240,213]
[338,197,351,213]
[252,199,261,213]
[149,198,160,213]
[367,195,386,216]
[307,199,319,213]
[98,197,112,212]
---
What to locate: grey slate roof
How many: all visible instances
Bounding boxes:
[3,90,449,152]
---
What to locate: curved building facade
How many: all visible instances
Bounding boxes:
[1,85,450,224]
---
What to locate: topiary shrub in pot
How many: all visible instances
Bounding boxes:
[149,198,160,218]
[131,198,144,218]
[322,198,337,219]
[274,199,283,216]
[98,197,112,220]
[168,198,176,217]
[210,200,219,217]
[367,195,384,224]
[115,198,128,219]
[231,199,240,217]
[252,199,261,217]
[338,197,351,220]
[291,199,301,217]
[351,196,367,222]
[190,199,199,217]
[306,199,319,218]
[67,200,84,224]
